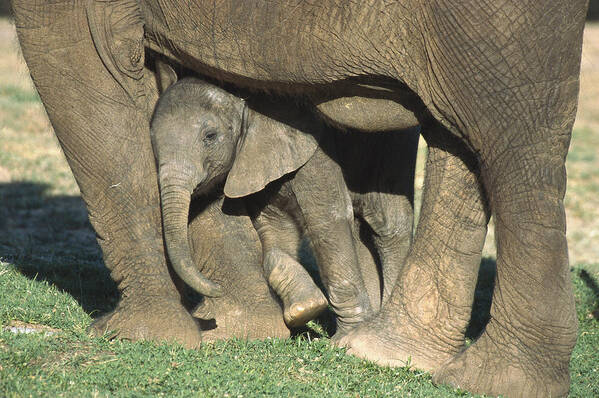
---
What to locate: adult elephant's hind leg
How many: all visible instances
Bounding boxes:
[337,128,489,371]
[434,133,577,398]
[425,3,583,396]
[433,122,578,398]
[12,0,202,346]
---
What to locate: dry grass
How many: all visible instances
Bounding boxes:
[0,19,77,195]
[575,23,599,132]
[567,23,599,265]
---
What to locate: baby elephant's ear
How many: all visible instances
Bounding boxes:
[224,104,320,198]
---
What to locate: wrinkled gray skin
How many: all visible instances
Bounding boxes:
[150,75,417,333]
[12,1,588,396]
[183,194,292,342]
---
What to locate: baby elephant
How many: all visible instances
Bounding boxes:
[150,74,417,334]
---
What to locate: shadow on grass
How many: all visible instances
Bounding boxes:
[0,182,118,317]
[578,269,599,320]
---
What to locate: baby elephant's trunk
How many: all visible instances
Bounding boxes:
[159,172,223,298]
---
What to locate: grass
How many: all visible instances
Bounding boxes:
[1,17,598,397]
[0,268,458,397]
[0,260,596,397]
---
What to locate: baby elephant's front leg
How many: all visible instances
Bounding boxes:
[264,248,328,328]
[249,198,327,328]
[292,150,373,336]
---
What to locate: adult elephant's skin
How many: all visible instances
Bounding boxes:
[11,1,587,397]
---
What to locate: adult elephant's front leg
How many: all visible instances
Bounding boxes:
[337,126,489,369]
[12,0,202,346]
[433,100,578,397]
[431,125,577,398]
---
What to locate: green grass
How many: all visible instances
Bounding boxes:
[570,267,599,396]
[0,266,457,398]
[0,261,597,397]
[1,17,598,397]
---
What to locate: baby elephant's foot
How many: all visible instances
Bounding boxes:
[266,250,327,328]
[282,285,328,328]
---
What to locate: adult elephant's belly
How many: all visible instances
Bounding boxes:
[315,96,419,132]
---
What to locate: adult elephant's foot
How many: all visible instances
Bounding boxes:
[89,295,202,348]
[193,294,290,342]
[432,322,571,398]
[334,261,472,370]
[334,306,463,371]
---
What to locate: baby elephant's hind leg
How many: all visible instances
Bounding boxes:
[358,192,413,305]
[250,201,327,328]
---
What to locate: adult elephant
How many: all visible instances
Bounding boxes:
[11,1,587,397]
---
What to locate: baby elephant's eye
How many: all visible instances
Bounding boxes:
[203,130,218,143]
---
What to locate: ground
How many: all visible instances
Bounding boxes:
[0,17,598,397]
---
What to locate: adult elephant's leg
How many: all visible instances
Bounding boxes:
[428,4,584,397]
[338,126,489,370]
[350,219,383,312]
[12,1,202,345]
[354,129,419,305]
[433,102,578,397]
[433,139,577,398]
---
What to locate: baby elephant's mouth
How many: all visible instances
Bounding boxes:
[191,173,227,199]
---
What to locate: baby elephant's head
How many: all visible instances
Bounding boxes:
[151,78,245,198]
[150,70,320,299]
